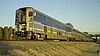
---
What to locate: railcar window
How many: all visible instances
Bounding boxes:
[16,10,19,14]
[16,18,18,22]
[29,12,33,16]
[23,11,26,15]
[37,13,42,18]
[16,12,19,18]
[16,10,19,17]
[22,16,26,22]
[16,14,19,18]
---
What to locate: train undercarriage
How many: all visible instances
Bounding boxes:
[15,31,92,42]
[16,31,47,40]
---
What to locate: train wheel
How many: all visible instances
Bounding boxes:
[66,38,69,41]
[44,35,47,40]
[16,36,22,40]
[69,38,71,41]
[35,34,40,40]
[33,34,40,40]
[31,36,34,40]
[73,38,75,41]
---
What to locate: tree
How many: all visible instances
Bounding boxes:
[8,26,12,40]
[66,23,74,28]
[95,34,99,40]
[83,32,88,34]
[3,26,8,40]
[0,27,3,40]
[12,28,16,40]
[89,34,95,37]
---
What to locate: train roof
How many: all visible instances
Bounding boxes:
[17,7,72,29]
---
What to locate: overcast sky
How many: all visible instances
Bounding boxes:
[0,0,100,32]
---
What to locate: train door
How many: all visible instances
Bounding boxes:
[44,26,47,33]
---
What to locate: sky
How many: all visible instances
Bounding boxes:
[0,0,100,32]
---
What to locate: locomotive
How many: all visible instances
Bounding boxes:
[15,7,92,41]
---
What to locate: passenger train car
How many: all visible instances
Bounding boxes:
[15,7,92,41]
[72,29,93,41]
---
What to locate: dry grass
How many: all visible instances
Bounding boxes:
[0,41,99,56]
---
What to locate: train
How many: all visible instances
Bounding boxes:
[15,7,93,41]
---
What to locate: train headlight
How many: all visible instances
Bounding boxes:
[22,24,26,25]
[34,12,37,16]
[29,28,32,31]
[22,31,24,32]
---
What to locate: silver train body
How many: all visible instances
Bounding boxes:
[15,7,93,41]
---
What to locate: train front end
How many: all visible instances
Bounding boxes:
[15,7,34,39]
